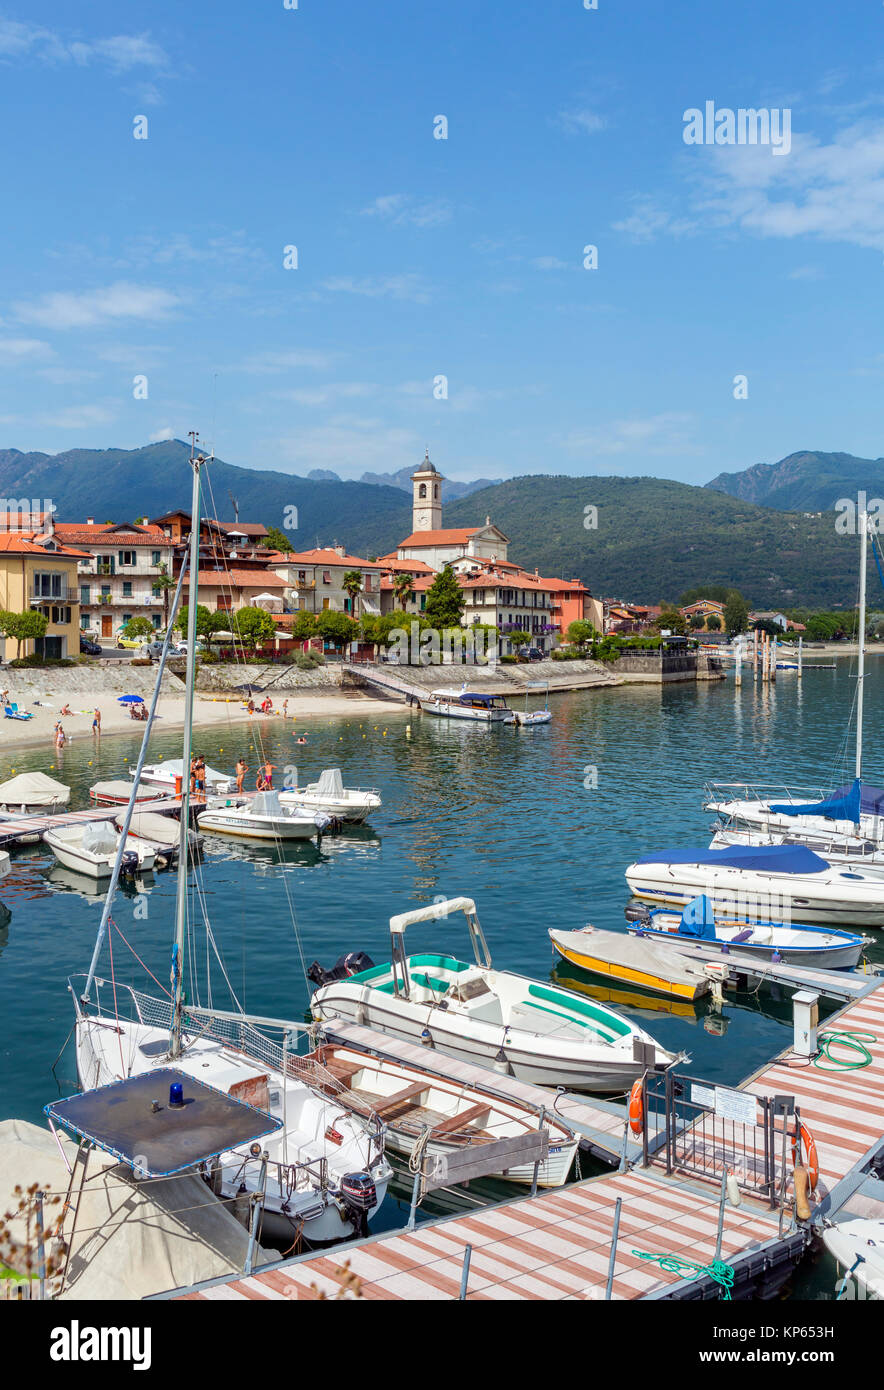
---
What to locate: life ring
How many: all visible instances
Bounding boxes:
[628,1079,644,1136]
[792,1121,819,1191]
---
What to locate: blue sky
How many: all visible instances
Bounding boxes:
[1,0,883,486]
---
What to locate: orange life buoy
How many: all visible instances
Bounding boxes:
[792,1121,819,1191]
[628,1079,644,1136]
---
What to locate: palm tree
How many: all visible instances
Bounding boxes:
[155,561,176,631]
[392,572,415,610]
[342,570,363,618]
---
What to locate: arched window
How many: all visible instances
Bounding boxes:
[419,483,427,498]
[434,485,439,499]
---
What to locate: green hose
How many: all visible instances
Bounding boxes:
[813,1030,877,1071]
[631,1250,735,1298]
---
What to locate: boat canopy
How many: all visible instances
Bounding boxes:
[251,790,284,816]
[431,688,506,705]
[315,768,344,798]
[769,777,863,825]
[634,844,830,875]
[390,896,478,935]
[0,770,71,807]
[677,894,716,940]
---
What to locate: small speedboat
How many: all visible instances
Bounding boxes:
[0,771,71,815]
[511,681,552,727]
[90,779,164,806]
[711,825,884,881]
[304,1042,579,1187]
[278,768,381,824]
[198,790,329,841]
[44,821,156,878]
[113,809,200,866]
[823,1219,884,1299]
[623,895,868,970]
[624,843,884,928]
[420,688,513,723]
[309,897,682,1092]
[131,759,236,795]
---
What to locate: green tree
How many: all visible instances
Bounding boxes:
[0,609,49,659]
[508,629,532,655]
[724,590,749,635]
[706,613,722,632]
[392,572,415,610]
[231,606,277,649]
[315,610,359,648]
[291,611,319,641]
[689,613,706,630]
[423,564,465,628]
[123,616,154,639]
[677,584,731,606]
[566,619,598,652]
[261,526,294,554]
[753,618,782,638]
[153,562,176,630]
[174,603,214,638]
[653,608,687,635]
[342,570,363,617]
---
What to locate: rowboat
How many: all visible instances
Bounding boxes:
[309,897,682,1092]
[303,1042,579,1187]
[623,895,868,970]
[549,926,711,1002]
[624,843,884,928]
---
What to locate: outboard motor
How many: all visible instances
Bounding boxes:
[623,903,652,925]
[338,1171,377,1238]
[307,951,374,988]
[119,849,140,876]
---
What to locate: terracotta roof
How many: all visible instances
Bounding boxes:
[380,557,436,574]
[397,528,484,547]
[182,569,288,588]
[380,574,436,592]
[272,548,381,568]
[0,532,91,558]
[55,522,168,546]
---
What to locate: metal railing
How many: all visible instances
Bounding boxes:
[704,779,836,809]
[640,1069,799,1209]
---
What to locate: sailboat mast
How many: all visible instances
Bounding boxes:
[856,508,868,782]
[170,437,208,1060]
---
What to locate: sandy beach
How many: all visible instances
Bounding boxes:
[0,688,404,754]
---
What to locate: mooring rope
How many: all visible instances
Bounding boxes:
[631,1249,735,1299]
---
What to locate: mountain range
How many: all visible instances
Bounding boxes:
[706,451,884,512]
[307,464,499,500]
[0,439,873,607]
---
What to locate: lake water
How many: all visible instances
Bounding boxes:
[0,655,879,1292]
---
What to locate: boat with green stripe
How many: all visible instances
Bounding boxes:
[309,897,682,1092]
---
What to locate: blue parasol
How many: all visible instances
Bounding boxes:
[117,695,145,704]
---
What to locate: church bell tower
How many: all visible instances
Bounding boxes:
[411,448,443,532]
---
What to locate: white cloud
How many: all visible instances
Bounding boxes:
[14,281,182,329]
[149,426,174,442]
[44,404,117,429]
[0,337,52,360]
[555,108,607,135]
[237,349,335,374]
[322,274,431,303]
[788,264,823,280]
[0,20,169,72]
[563,412,703,458]
[532,256,570,271]
[272,419,422,474]
[276,382,376,407]
[612,196,697,243]
[359,194,452,228]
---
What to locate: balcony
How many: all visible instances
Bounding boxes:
[31,584,71,604]
[84,594,163,607]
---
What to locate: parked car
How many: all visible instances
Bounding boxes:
[79,636,102,656]
[116,634,150,649]
[139,640,166,659]
[525,648,545,662]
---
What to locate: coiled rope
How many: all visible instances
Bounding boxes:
[631,1249,735,1299]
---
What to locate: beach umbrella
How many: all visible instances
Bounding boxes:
[117,695,145,704]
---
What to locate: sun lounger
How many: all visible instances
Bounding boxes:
[3,704,34,721]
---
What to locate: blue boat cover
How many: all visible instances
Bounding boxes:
[678,894,716,940]
[634,844,829,874]
[769,777,862,825]
[831,782,884,816]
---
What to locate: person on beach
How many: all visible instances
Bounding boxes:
[261,760,276,790]
[194,755,206,800]
[190,755,197,796]
[54,723,66,749]
[282,699,288,719]
[92,708,101,735]
[60,703,72,717]
[235,758,248,793]
[255,769,267,792]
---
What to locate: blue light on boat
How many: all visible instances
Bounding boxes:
[169,1081,184,1107]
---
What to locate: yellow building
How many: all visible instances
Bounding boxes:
[0,532,88,660]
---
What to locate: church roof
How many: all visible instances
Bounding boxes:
[398,521,509,547]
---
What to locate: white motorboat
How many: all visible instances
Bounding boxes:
[623,894,869,970]
[113,808,200,865]
[309,897,682,1092]
[823,1219,884,1300]
[278,768,381,824]
[511,680,552,727]
[73,442,392,1246]
[197,790,328,840]
[0,771,71,815]
[44,821,156,878]
[710,824,884,881]
[131,758,236,795]
[420,687,513,722]
[305,1041,579,1187]
[625,843,884,928]
[91,779,164,806]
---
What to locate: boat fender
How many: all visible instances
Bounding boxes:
[792,1121,819,1194]
[726,1171,741,1207]
[628,1079,644,1136]
[793,1164,812,1221]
